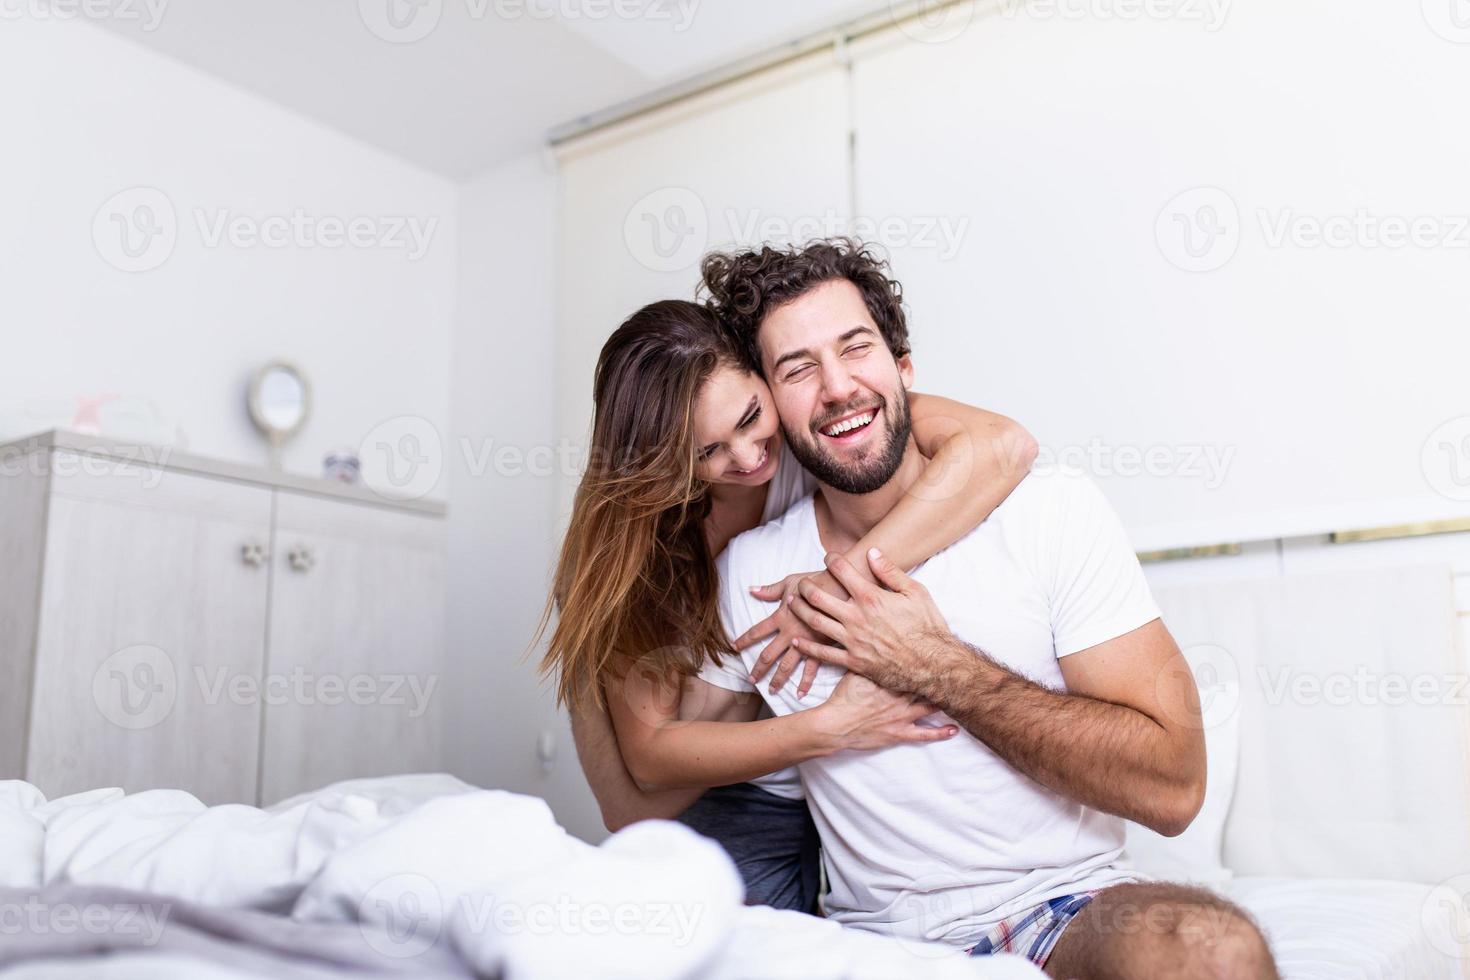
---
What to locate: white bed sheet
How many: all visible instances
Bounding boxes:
[1226,876,1468,980]
[0,776,1040,980]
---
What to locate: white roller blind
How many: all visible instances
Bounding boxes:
[851,0,1470,550]
[554,52,852,518]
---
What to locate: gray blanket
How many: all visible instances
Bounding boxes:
[0,883,472,979]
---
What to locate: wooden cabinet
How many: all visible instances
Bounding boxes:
[259,491,445,803]
[27,460,272,804]
[0,431,446,806]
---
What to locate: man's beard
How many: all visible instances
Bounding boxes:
[783,390,912,495]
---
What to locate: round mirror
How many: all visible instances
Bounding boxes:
[247,361,311,446]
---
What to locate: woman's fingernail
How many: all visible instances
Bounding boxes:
[869,547,881,559]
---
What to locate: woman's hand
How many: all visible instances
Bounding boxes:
[736,570,850,698]
[812,672,957,753]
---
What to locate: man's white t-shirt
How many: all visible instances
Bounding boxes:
[700,469,1161,947]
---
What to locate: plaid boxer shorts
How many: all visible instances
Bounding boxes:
[966,891,1099,966]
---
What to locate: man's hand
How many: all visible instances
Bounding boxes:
[735,570,841,698]
[788,548,957,694]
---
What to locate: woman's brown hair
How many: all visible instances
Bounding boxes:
[537,300,742,711]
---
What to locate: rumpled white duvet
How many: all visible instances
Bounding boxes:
[0,775,1039,980]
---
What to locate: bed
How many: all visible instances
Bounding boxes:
[1225,877,1468,980]
[1133,565,1470,980]
[0,775,1043,980]
[3,771,1465,978]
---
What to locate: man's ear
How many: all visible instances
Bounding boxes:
[897,353,915,390]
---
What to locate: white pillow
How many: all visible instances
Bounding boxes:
[1122,643,1240,886]
[0,781,47,888]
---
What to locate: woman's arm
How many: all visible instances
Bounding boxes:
[856,395,1038,572]
[741,399,1038,693]
[569,694,704,832]
[608,664,955,793]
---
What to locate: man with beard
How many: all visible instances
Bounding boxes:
[683,240,1277,977]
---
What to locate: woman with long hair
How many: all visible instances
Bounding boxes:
[540,292,1037,913]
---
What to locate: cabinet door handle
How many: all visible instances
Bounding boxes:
[241,541,269,568]
[287,545,316,573]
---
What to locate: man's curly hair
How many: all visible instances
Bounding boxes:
[699,238,911,376]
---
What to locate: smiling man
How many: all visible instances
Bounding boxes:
[688,239,1278,978]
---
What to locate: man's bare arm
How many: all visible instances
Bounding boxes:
[789,551,1207,836]
[920,621,1206,836]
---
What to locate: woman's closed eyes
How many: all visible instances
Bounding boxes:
[699,402,764,461]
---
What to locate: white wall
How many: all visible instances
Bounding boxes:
[552,1,1470,554]
[0,18,456,496]
[0,18,601,835]
[554,53,853,517]
[851,0,1470,550]
[446,151,603,842]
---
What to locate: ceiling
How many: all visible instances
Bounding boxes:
[86,0,887,180]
